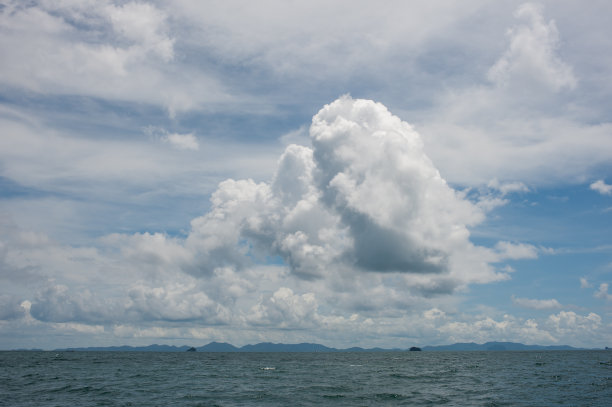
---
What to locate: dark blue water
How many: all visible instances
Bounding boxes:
[1,351,610,406]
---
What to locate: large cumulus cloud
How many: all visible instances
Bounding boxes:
[310,97,484,274]
[182,96,498,290]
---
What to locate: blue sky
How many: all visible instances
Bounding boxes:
[0,0,611,349]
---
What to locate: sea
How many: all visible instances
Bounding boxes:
[1,350,610,406]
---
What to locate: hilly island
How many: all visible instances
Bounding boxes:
[50,341,590,352]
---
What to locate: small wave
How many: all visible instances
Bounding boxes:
[260,367,275,370]
[374,392,408,400]
[49,384,72,393]
[323,394,346,399]
[389,373,415,379]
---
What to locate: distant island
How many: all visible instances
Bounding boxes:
[47,341,592,352]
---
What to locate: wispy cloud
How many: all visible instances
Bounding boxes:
[512,295,562,310]
[495,241,539,260]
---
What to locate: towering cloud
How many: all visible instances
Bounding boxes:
[183,96,500,290]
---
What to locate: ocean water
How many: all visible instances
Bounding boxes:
[1,351,610,406]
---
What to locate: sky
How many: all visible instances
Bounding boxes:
[0,0,611,350]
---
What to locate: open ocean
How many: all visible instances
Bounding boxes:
[1,350,610,406]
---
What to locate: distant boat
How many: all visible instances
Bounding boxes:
[409,346,422,351]
[186,347,197,352]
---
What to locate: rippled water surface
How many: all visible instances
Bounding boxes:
[1,350,610,406]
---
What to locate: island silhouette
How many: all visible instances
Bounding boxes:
[49,341,587,352]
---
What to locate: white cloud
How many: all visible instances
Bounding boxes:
[126,284,231,323]
[423,308,446,320]
[103,232,193,269]
[494,241,538,260]
[247,287,319,328]
[435,313,557,345]
[590,180,612,196]
[487,2,576,92]
[0,0,233,115]
[418,3,612,187]
[423,310,605,347]
[580,278,592,289]
[512,295,562,310]
[169,0,484,80]
[594,283,612,301]
[475,196,509,213]
[2,1,610,187]
[105,1,175,62]
[29,284,119,323]
[421,117,612,186]
[163,133,199,151]
[545,311,602,342]
[178,97,504,292]
[487,179,529,196]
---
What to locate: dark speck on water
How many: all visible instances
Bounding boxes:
[1,350,610,406]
